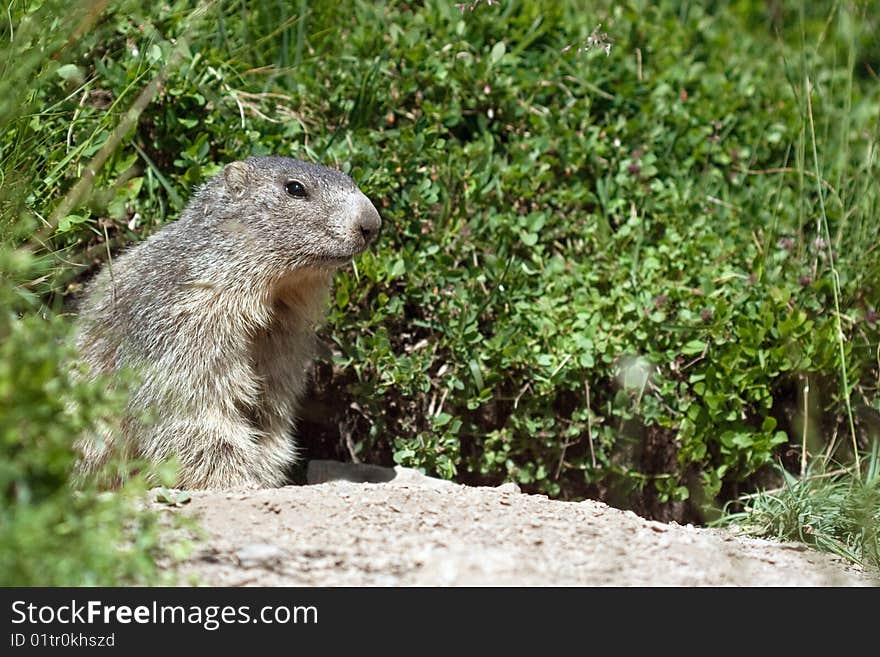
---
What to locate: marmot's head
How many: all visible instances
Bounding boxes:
[217,156,381,270]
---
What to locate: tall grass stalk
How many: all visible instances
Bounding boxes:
[805,76,860,477]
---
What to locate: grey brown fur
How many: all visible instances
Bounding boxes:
[74,156,381,489]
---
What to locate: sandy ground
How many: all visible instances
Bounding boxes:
[159,462,877,587]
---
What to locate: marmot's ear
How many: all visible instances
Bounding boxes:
[223,161,250,194]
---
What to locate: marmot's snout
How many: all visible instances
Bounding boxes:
[349,194,382,251]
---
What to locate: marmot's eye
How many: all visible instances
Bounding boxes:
[285,180,307,198]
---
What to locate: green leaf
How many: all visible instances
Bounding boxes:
[335,285,350,309]
[155,487,191,507]
[147,44,163,64]
[387,257,406,279]
[56,64,83,83]
[521,231,538,246]
[489,40,506,64]
[681,340,707,355]
[56,214,89,233]
[468,359,484,390]
[432,412,452,428]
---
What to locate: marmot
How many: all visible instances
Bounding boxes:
[74,156,381,489]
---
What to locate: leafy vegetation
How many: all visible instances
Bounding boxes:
[0,242,176,585]
[1,0,878,580]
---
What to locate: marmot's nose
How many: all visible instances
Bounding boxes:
[354,199,382,247]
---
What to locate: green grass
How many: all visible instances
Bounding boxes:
[1,0,878,581]
[718,444,880,570]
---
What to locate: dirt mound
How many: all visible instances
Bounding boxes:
[160,463,876,586]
